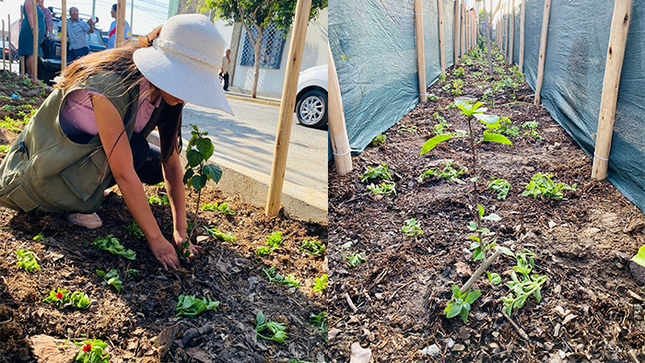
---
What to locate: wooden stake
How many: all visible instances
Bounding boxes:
[265,0,312,217]
[2,21,6,70]
[328,44,352,175]
[534,0,551,105]
[115,0,126,48]
[31,0,37,80]
[519,0,526,72]
[20,6,24,78]
[591,0,632,180]
[454,0,459,65]
[510,0,515,64]
[437,0,445,73]
[461,249,502,295]
[7,15,11,71]
[415,0,426,103]
[461,1,465,55]
[61,0,67,71]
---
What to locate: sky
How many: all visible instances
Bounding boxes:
[1,0,169,36]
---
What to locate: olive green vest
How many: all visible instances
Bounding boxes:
[0,73,165,213]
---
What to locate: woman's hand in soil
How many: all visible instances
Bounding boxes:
[174,229,201,260]
[149,237,181,270]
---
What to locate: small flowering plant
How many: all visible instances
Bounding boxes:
[42,288,68,307]
[73,339,109,363]
[43,288,91,309]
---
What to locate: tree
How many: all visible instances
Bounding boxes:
[201,0,328,98]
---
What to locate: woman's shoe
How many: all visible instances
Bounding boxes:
[67,213,103,229]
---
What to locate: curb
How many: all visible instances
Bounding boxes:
[224,92,282,107]
[148,132,327,224]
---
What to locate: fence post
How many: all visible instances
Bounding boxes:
[591,0,632,180]
[461,1,465,56]
[414,0,426,103]
[519,0,526,72]
[454,0,459,65]
[265,0,312,216]
[328,44,352,176]
[31,0,37,80]
[437,0,445,73]
[509,0,515,64]
[61,0,67,71]
[7,15,11,72]
[534,0,551,105]
[2,21,5,71]
[115,0,126,48]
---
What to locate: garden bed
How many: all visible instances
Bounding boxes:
[0,70,328,363]
[328,49,645,362]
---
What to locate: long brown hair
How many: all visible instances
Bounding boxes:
[55,44,182,162]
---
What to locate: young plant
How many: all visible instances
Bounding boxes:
[500,250,547,316]
[147,194,170,205]
[43,289,91,309]
[201,202,235,215]
[452,66,466,77]
[175,295,219,317]
[370,134,386,146]
[262,266,300,288]
[255,311,287,344]
[494,117,519,137]
[427,94,440,101]
[366,181,396,195]
[401,219,423,236]
[418,161,466,183]
[74,339,109,363]
[488,177,511,200]
[88,235,136,260]
[313,274,328,292]
[123,221,144,239]
[15,249,40,273]
[444,285,481,323]
[400,125,418,133]
[360,163,392,182]
[300,239,326,256]
[126,269,139,279]
[33,231,47,242]
[522,173,576,199]
[524,129,543,140]
[345,252,365,268]
[521,120,539,129]
[308,311,328,337]
[432,116,450,136]
[183,125,223,257]
[203,225,237,242]
[96,269,122,292]
[256,231,283,256]
[0,145,11,153]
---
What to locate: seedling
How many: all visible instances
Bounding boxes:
[360,163,392,182]
[488,178,511,200]
[345,252,365,268]
[43,289,91,309]
[524,129,543,140]
[400,125,418,133]
[366,181,396,195]
[88,235,136,260]
[432,115,450,135]
[123,221,144,239]
[427,94,440,101]
[15,249,40,273]
[147,194,170,205]
[500,250,547,316]
[308,311,328,336]
[494,117,519,137]
[444,285,481,323]
[371,134,386,146]
[73,339,109,363]
[313,274,328,292]
[203,225,237,242]
[452,67,466,77]
[487,272,501,285]
[33,231,47,242]
[96,269,122,292]
[632,246,645,268]
[263,266,300,288]
[439,73,447,82]
[300,239,326,256]
[201,202,235,215]
[418,162,466,183]
[175,295,219,317]
[0,145,10,153]
[521,120,539,129]
[522,173,576,199]
[255,311,287,344]
[126,269,139,279]
[183,125,223,257]
[402,219,423,236]
[256,231,283,256]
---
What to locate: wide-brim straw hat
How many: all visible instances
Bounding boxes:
[133,14,233,114]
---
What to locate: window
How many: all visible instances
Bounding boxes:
[239,23,286,70]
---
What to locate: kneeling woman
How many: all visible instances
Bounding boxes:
[0,14,232,270]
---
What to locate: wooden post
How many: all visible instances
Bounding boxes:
[534,0,551,105]
[20,6,24,78]
[460,1,465,56]
[437,0,445,73]
[509,0,515,64]
[519,0,526,72]
[265,0,312,217]
[115,0,126,48]
[415,0,427,103]
[2,20,6,70]
[31,0,38,80]
[328,44,352,175]
[454,0,459,65]
[591,0,632,180]
[7,15,11,71]
[61,0,67,71]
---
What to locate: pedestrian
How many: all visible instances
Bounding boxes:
[67,7,94,61]
[220,49,231,91]
[38,0,54,59]
[18,0,45,80]
[0,14,232,270]
[106,3,131,49]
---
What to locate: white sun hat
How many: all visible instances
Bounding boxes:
[133,14,233,114]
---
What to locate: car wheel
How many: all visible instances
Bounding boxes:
[296,89,327,129]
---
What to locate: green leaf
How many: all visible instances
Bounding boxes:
[482,132,513,145]
[420,134,452,155]
[191,174,206,191]
[202,164,223,183]
[631,245,645,267]
[460,307,469,323]
[483,213,501,221]
[195,137,215,161]
[451,284,461,298]
[535,288,542,303]
[474,113,500,125]
[446,302,462,318]
[468,222,478,231]
[503,303,513,317]
[478,204,484,217]
[465,290,481,304]
[257,311,266,326]
[497,246,514,257]
[186,149,203,168]
[183,169,194,184]
[96,270,105,276]
[487,272,501,285]
[473,248,485,261]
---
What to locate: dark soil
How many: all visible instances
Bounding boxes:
[328,49,645,362]
[0,69,328,363]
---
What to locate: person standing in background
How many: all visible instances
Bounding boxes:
[67,7,94,62]
[18,0,45,80]
[106,3,131,49]
[220,49,231,91]
[38,0,53,59]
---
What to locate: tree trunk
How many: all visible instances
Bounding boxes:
[251,26,264,99]
[483,0,494,75]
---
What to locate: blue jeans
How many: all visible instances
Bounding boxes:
[68,47,89,62]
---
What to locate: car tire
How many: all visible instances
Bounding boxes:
[296,89,327,129]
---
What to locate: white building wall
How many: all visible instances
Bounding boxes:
[232,8,328,96]
[212,19,234,49]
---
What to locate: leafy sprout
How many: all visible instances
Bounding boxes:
[345,252,365,268]
[500,250,547,316]
[262,266,300,288]
[360,163,392,182]
[313,274,328,292]
[366,181,396,195]
[204,225,237,242]
[73,339,109,363]
[371,134,386,146]
[401,219,423,237]
[300,239,326,256]
[123,221,144,239]
[444,285,481,323]
[255,311,287,344]
[488,177,511,200]
[88,235,136,260]
[201,202,235,215]
[175,295,219,317]
[96,269,122,292]
[522,173,576,199]
[16,249,40,273]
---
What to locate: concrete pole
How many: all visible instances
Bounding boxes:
[265,0,312,217]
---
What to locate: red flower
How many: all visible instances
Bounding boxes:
[82,343,91,352]
[55,292,63,299]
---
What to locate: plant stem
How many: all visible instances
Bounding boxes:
[186,166,203,249]
[466,115,483,244]
[460,249,501,295]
